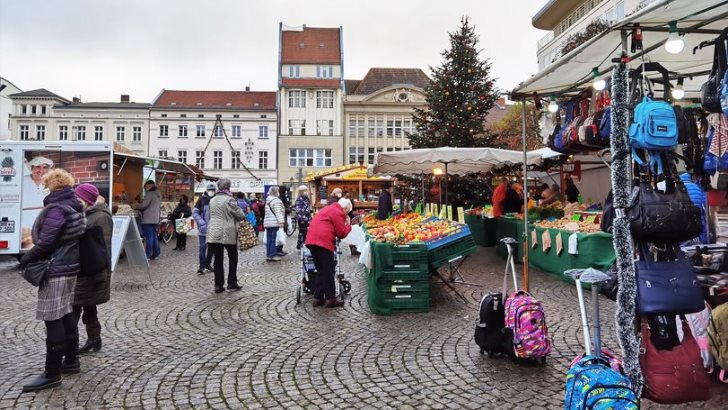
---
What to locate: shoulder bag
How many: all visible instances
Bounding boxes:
[23,257,54,287]
[701,34,727,113]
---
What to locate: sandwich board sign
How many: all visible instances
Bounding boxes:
[111,216,150,279]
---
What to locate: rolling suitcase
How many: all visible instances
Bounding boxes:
[564,269,639,410]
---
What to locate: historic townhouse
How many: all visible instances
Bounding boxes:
[149,89,278,193]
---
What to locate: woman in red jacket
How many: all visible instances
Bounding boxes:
[305,198,352,307]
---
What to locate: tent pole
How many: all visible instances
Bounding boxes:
[444,162,449,211]
[521,101,529,292]
[421,172,425,209]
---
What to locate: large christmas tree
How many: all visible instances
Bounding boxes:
[409,17,500,148]
[407,18,501,207]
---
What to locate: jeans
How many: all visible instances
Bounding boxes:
[73,305,101,337]
[141,224,160,259]
[208,243,238,289]
[266,227,279,258]
[308,245,336,300]
[198,235,213,269]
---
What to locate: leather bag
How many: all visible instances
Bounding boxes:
[701,35,727,113]
[636,243,704,315]
[23,258,54,287]
[640,317,710,404]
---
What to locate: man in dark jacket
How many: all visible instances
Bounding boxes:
[72,183,113,355]
[193,183,216,274]
[133,180,161,259]
[376,183,393,220]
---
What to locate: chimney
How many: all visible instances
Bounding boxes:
[72,97,81,103]
[245,86,250,92]
[120,94,130,103]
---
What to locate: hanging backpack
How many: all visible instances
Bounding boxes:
[629,95,678,150]
[701,33,727,113]
[708,303,728,383]
[554,101,576,153]
[582,90,611,148]
[504,290,551,362]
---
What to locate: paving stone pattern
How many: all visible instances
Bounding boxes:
[0,237,726,409]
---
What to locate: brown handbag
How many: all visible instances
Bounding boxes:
[639,317,710,404]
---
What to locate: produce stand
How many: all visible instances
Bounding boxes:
[463,213,497,247]
[305,164,393,208]
[495,217,525,261]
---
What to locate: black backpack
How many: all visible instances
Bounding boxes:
[474,292,513,357]
[79,225,108,277]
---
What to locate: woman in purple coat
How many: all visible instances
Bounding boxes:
[19,169,86,392]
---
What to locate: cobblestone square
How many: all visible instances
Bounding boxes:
[1,238,726,409]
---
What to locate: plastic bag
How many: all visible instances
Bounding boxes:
[276,229,286,246]
[340,225,366,250]
[358,240,372,270]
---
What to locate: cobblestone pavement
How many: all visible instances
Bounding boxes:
[0,237,726,409]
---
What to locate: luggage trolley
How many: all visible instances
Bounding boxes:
[296,241,352,304]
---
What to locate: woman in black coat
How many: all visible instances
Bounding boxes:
[171,195,192,251]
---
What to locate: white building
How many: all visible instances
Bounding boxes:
[534,0,657,70]
[0,77,23,140]
[8,90,150,155]
[149,89,278,193]
[277,23,345,183]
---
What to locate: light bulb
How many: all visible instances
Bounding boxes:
[593,79,607,91]
[664,21,684,54]
[547,98,559,113]
[671,78,685,100]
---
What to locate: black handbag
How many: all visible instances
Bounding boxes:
[79,225,108,277]
[636,243,704,315]
[23,258,53,287]
[700,35,727,113]
[625,155,702,243]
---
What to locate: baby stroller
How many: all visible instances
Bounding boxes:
[296,241,352,304]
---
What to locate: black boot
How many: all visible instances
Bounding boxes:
[22,342,63,392]
[60,336,80,374]
[78,336,102,354]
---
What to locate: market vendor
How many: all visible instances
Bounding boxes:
[491,177,508,217]
[376,182,393,220]
[565,178,580,203]
[540,183,561,206]
[502,182,524,214]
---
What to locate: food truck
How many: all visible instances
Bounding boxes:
[0,141,214,256]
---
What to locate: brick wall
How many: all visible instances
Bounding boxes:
[25,150,110,184]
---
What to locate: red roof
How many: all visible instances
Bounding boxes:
[346,68,430,95]
[152,90,276,110]
[281,26,341,64]
[281,78,340,89]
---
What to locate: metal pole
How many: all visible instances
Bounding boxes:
[521,101,530,291]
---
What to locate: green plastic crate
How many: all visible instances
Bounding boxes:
[428,234,478,269]
[367,277,430,315]
[376,267,429,282]
[376,280,430,294]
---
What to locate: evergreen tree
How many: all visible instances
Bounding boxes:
[409,17,500,148]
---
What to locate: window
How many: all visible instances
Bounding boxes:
[615,1,625,20]
[316,91,335,108]
[198,114,204,118]
[196,125,205,137]
[605,7,615,22]
[288,65,300,78]
[232,125,241,137]
[114,126,124,141]
[132,126,141,142]
[76,126,86,141]
[158,150,168,159]
[196,151,205,168]
[41,106,46,115]
[21,105,27,115]
[31,105,37,115]
[349,116,364,137]
[35,125,45,140]
[288,90,306,108]
[376,118,384,137]
[316,66,333,78]
[368,147,375,165]
[161,114,167,118]
[178,125,188,137]
[59,125,68,141]
[231,151,241,169]
[258,125,268,138]
[19,125,29,140]
[213,151,223,169]
[178,150,187,164]
[159,125,168,137]
[288,120,306,135]
[180,114,187,118]
[349,147,365,164]
[233,114,240,118]
[94,125,103,141]
[386,120,394,137]
[316,120,334,136]
[394,120,403,137]
[260,114,267,119]
[214,126,223,137]
[289,148,332,167]
[258,151,268,169]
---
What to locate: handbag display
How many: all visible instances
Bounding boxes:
[640,317,710,404]
[635,243,704,315]
[237,220,258,251]
[700,34,727,113]
[23,258,54,287]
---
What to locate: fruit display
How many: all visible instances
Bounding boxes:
[466,205,493,218]
[535,217,601,233]
[363,213,467,245]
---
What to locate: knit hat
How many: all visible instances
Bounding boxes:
[75,183,99,206]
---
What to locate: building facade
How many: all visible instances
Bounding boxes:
[0,77,23,140]
[149,89,278,193]
[8,90,150,154]
[277,23,345,184]
[534,0,657,70]
[343,68,429,165]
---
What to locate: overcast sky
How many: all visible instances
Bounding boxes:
[0,0,547,103]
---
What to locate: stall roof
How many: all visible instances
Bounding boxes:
[113,152,218,180]
[371,147,543,176]
[511,0,728,100]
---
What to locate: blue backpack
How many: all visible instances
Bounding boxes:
[564,356,639,410]
[629,96,678,150]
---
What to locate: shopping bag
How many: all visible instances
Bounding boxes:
[237,220,258,251]
[276,229,286,246]
[246,212,257,226]
[341,225,366,250]
[175,218,191,234]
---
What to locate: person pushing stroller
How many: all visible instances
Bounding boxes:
[305,198,352,307]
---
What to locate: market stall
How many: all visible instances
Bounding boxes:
[305,164,393,209]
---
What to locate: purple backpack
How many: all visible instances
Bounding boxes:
[504,290,551,360]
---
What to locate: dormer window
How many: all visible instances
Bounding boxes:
[288,65,301,78]
[317,66,334,79]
